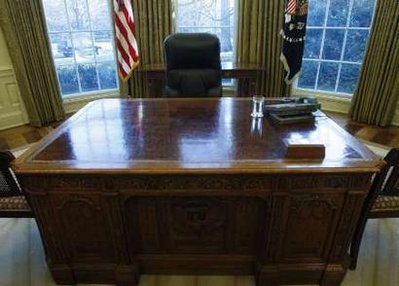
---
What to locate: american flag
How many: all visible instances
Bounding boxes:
[113,0,139,82]
[286,0,298,15]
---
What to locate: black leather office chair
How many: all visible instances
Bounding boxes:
[164,33,222,97]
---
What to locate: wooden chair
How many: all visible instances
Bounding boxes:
[349,148,399,269]
[0,151,33,217]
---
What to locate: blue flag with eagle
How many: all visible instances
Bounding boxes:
[280,0,309,84]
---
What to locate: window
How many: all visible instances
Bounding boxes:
[296,0,376,95]
[174,0,236,85]
[42,0,118,98]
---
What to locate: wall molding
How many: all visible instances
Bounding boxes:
[0,67,29,130]
[392,102,399,126]
[0,67,15,77]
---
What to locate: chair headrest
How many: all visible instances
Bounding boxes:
[164,33,221,70]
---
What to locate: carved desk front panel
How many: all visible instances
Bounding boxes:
[21,172,372,286]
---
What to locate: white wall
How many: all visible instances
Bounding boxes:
[0,27,28,130]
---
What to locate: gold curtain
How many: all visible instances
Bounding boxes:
[0,0,65,127]
[350,0,399,126]
[236,0,288,97]
[119,0,174,98]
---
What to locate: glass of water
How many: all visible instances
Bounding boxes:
[251,95,265,118]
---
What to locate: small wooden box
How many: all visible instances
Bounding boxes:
[285,144,326,160]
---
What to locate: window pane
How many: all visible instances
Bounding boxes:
[43,0,118,97]
[98,63,117,90]
[90,1,112,30]
[94,31,114,62]
[327,0,350,27]
[57,65,79,95]
[307,0,327,27]
[350,0,375,27]
[298,60,318,89]
[337,64,361,93]
[317,62,339,91]
[78,64,99,92]
[66,0,90,31]
[294,0,375,96]
[304,29,323,59]
[344,30,369,62]
[42,0,69,32]
[72,32,95,63]
[322,29,345,60]
[49,33,75,65]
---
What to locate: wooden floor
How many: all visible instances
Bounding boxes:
[0,125,53,151]
[327,113,399,148]
[0,112,398,151]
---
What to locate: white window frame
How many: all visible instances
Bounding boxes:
[44,0,119,101]
[293,0,377,98]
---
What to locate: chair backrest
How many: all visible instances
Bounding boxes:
[0,151,21,198]
[379,148,399,196]
[164,33,222,97]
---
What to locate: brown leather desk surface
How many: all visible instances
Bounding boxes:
[14,98,382,174]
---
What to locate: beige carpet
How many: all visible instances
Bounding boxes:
[0,144,397,286]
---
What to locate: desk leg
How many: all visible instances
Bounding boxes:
[238,78,256,97]
[237,79,248,97]
[49,264,75,285]
[256,264,279,286]
[116,264,139,286]
[249,78,256,97]
[319,263,347,286]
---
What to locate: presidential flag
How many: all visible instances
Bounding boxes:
[280,0,309,84]
[113,0,139,82]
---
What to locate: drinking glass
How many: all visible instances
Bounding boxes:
[251,95,264,118]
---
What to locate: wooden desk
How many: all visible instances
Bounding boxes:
[141,62,261,97]
[14,98,383,286]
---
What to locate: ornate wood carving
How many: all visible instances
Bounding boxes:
[103,193,130,263]
[19,172,374,286]
[329,192,366,261]
[278,194,344,263]
[234,198,265,252]
[263,194,287,262]
[278,174,372,191]
[124,197,163,253]
[115,175,273,192]
[166,198,226,252]
[28,193,69,263]
[51,194,116,263]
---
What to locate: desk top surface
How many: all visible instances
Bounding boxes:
[14,98,382,174]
